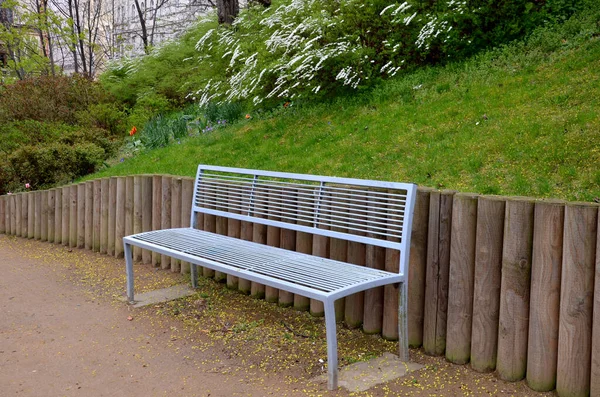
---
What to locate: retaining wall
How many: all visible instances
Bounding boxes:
[1,175,598,397]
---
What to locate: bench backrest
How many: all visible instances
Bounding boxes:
[191,165,417,277]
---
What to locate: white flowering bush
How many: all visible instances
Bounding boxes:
[101,0,587,120]
[189,0,453,108]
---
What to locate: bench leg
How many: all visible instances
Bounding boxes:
[124,242,134,303]
[190,263,198,289]
[398,281,409,362]
[324,298,338,390]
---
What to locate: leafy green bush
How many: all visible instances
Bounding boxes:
[204,102,244,124]
[139,115,172,149]
[0,75,112,123]
[5,141,107,192]
[0,75,123,194]
[418,0,588,62]
[101,0,589,127]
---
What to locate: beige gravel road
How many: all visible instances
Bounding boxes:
[0,235,313,397]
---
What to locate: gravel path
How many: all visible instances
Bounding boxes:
[0,235,310,397]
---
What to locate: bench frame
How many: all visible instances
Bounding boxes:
[124,165,417,390]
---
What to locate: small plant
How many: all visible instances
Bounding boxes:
[232,319,264,333]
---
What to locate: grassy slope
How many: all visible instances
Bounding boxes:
[90,35,600,202]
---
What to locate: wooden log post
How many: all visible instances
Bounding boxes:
[422,190,454,355]
[446,193,478,364]
[60,187,69,245]
[190,181,204,276]
[114,177,126,258]
[27,192,34,239]
[34,191,42,240]
[23,193,30,238]
[250,189,267,299]
[141,175,153,264]
[16,194,23,237]
[14,194,21,237]
[1,197,7,235]
[170,178,182,272]
[310,187,330,317]
[47,190,55,243]
[201,178,216,278]
[10,195,15,235]
[382,250,400,340]
[132,176,143,262]
[54,189,62,244]
[238,217,254,294]
[345,190,367,329]
[226,184,241,289]
[69,185,78,247]
[526,200,565,392]
[5,196,10,235]
[124,176,134,256]
[122,176,134,249]
[15,194,22,236]
[10,195,17,236]
[213,192,229,282]
[100,178,109,254]
[84,182,93,250]
[152,175,162,267]
[406,188,431,346]
[497,197,535,382]
[41,191,48,241]
[92,180,101,252]
[7,196,13,235]
[160,176,172,269]
[278,186,296,307]
[556,203,597,397]
[591,211,600,397]
[330,191,348,322]
[265,188,282,303]
[77,184,85,249]
[107,177,117,256]
[294,186,313,312]
[0,196,5,235]
[381,188,431,341]
[180,178,194,273]
[470,196,505,372]
[363,241,386,334]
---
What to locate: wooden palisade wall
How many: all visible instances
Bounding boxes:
[0,176,598,397]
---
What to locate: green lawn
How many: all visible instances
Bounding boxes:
[89,35,600,202]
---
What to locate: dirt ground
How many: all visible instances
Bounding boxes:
[0,235,557,397]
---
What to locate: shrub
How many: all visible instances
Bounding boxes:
[0,75,123,194]
[418,0,588,62]
[5,142,106,192]
[0,75,111,124]
[101,0,589,124]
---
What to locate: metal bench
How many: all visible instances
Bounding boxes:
[123,165,417,390]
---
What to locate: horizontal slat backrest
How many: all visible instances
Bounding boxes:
[191,165,417,274]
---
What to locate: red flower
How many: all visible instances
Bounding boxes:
[245,114,251,119]
[129,126,137,136]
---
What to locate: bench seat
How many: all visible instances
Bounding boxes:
[126,227,403,300]
[124,164,417,390]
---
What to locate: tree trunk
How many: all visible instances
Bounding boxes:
[134,0,149,54]
[67,0,79,73]
[217,0,238,24]
[73,0,88,75]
